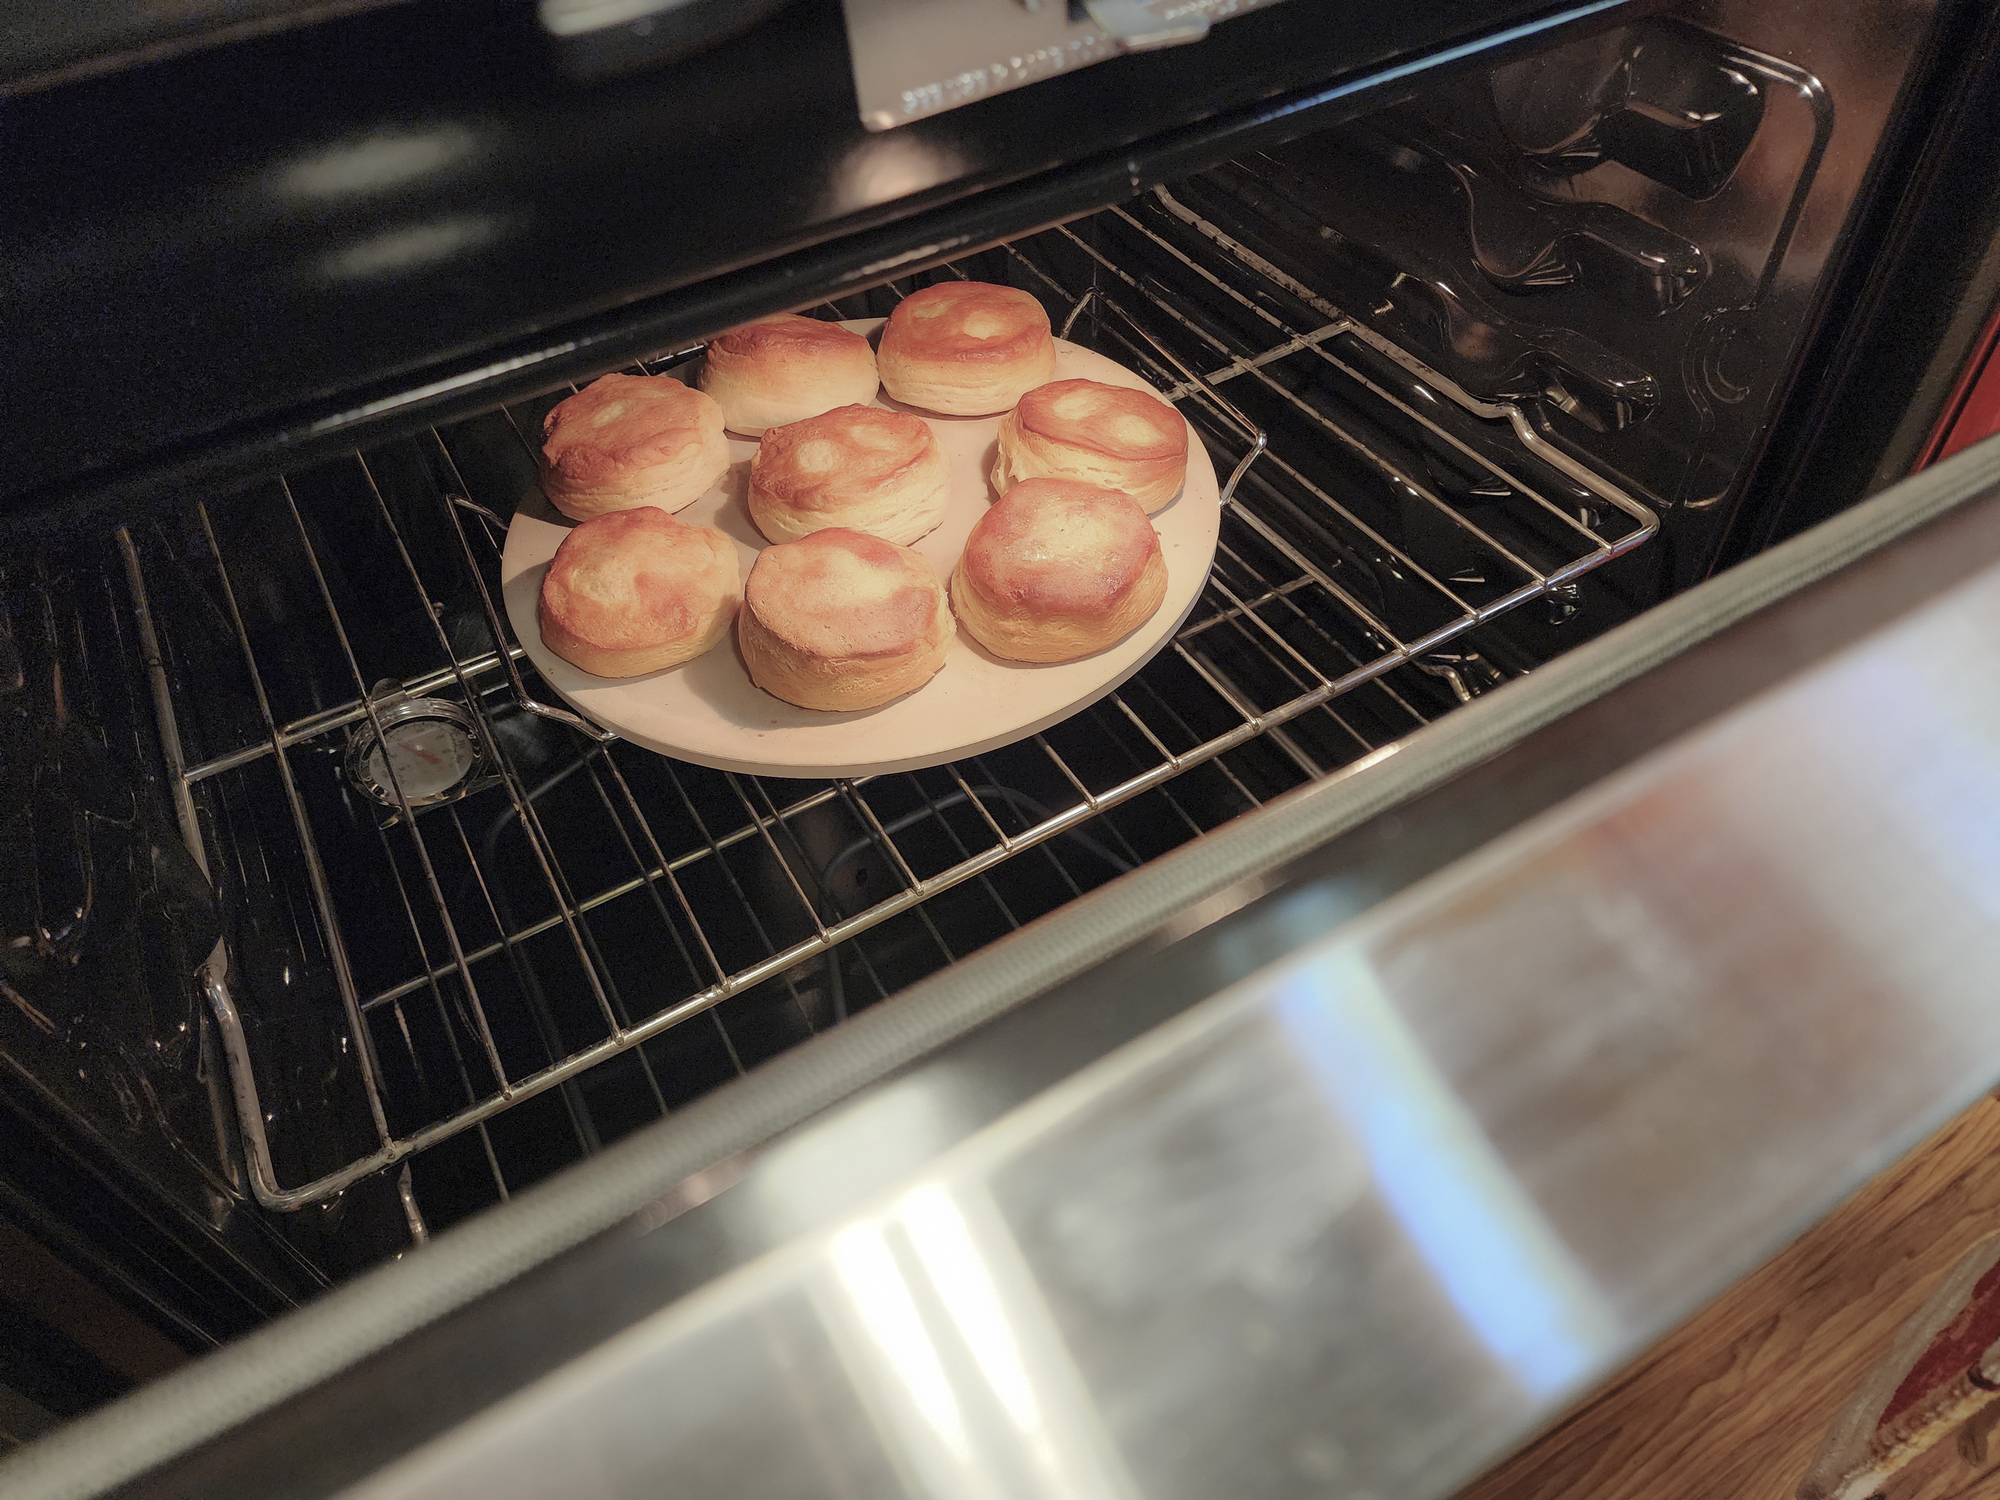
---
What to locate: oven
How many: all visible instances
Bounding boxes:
[6,0,2000,1495]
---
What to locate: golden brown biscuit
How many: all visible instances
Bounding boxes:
[537,507,740,677]
[950,478,1167,664]
[538,373,729,520]
[876,282,1056,416]
[748,405,950,546]
[739,529,954,711]
[993,378,1189,513]
[697,315,880,436]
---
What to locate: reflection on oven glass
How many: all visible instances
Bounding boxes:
[274,127,479,201]
[749,1071,976,1240]
[826,134,968,216]
[1274,949,1620,1400]
[313,214,506,284]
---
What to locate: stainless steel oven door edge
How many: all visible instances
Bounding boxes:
[10,436,2000,1500]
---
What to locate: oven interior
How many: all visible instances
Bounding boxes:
[0,8,1878,1360]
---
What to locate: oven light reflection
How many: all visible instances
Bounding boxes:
[1807,649,2000,931]
[825,1186,1136,1500]
[314,215,502,283]
[753,1077,967,1239]
[1275,950,1617,1399]
[902,1186,1044,1442]
[825,135,967,215]
[830,1222,975,1466]
[276,127,477,200]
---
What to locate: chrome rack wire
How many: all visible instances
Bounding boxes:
[123,185,1656,1247]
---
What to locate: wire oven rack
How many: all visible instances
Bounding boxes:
[116,180,1656,1249]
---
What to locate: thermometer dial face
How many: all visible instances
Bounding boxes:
[347,700,483,809]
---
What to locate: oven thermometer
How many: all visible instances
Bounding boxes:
[343,689,487,811]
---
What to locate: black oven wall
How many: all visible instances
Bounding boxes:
[0,0,1651,528]
[1723,0,2000,556]
[0,527,385,1414]
[1021,0,1965,692]
[1195,0,1973,673]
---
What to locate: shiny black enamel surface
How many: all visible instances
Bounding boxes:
[0,0,1631,522]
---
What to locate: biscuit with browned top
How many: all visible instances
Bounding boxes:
[749,405,949,546]
[951,478,1166,663]
[538,507,739,677]
[698,315,880,436]
[538,374,729,520]
[877,282,1055,416]
[739,529,954,711]
[994,378,1189,513]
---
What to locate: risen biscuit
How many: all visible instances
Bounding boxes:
[739,529,954,712]
[749,406,950,546]
[994,379,1189,513]
[697,315,880,436]
[538,373,729,521]
[951,478,1167,664]
[877,282,1056,416]
[538,507,740,678]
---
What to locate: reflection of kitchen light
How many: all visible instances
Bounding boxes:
[316,216,501,282]
[829,136,966,214]
[277,127,475,199]
[1275,952,1618,1399]
[1810,651,2000,931]
[902,1187,1042,1438]
[831,1223,972,1464]
[752,1079,963,1238]
[539,0,675,36]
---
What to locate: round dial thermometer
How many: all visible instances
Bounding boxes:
[344,693,485,810]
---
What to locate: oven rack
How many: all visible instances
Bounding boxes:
[123,183,1656,1245]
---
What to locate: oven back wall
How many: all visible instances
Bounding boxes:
[0,0,1649,522]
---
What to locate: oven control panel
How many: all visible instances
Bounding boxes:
[841,0,1287,131]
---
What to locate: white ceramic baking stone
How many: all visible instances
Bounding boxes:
[501,320,1221,778]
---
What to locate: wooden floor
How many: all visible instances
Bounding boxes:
[1457,1096,2000,1500]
